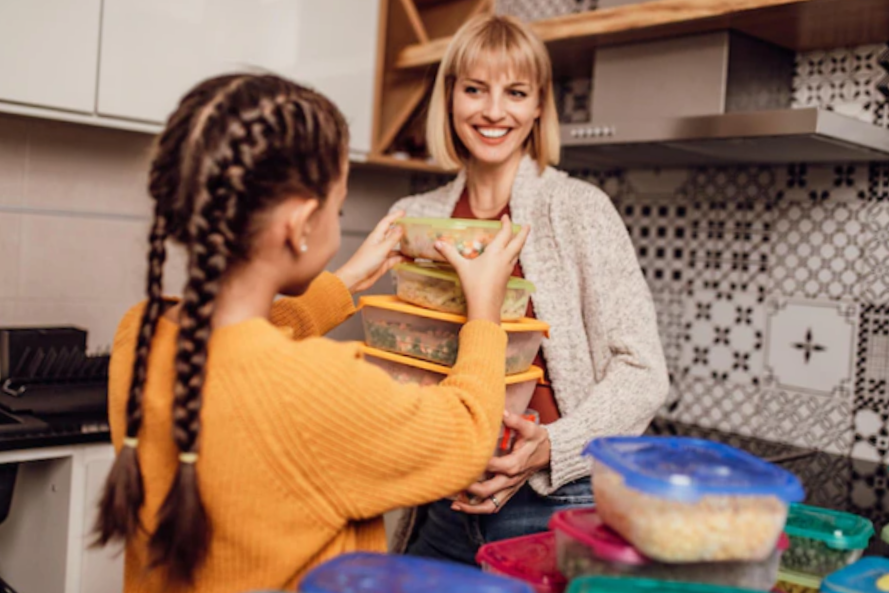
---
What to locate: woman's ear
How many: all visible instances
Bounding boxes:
[284,199,321,256]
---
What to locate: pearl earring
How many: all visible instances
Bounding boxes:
[299,242,308,253]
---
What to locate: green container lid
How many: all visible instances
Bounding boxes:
[395,262,536,292]
[785,503,874,550]
[778,569,823,590]
[397,217,523,232]
[566,576,762,593]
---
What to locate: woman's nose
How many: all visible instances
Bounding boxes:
[482,93,506,121]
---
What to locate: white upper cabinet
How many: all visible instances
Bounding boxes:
[0,0,102,113]
[97,0,379,153]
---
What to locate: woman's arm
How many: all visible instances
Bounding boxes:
[531,182,669,495]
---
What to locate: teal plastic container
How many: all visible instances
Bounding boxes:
[781,504,874,577]
[565,576,763,593]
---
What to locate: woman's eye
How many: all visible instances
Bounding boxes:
[510,89,528,98]
[464,85,480,95]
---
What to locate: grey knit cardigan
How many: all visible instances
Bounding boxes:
[388,155,669,550]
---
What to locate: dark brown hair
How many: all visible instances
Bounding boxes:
[93,74,349,583]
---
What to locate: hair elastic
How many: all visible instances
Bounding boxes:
[179,452,199,464]
[123,437,139,448]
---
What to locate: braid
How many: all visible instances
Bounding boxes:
[94,72,349,584]
[92,205,167,545]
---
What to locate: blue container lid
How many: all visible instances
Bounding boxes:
[821,557,889,593]
[300,552,535,593]
[583,436,805,503]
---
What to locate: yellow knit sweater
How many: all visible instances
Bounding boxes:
[108,272,507,593]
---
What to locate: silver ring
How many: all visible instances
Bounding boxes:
[490,495,500,509]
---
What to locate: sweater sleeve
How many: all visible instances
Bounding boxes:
[530,183,669,495]
[269,272,356,338]
[280,321,508,520]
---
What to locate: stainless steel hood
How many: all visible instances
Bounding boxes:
[561,108,889,168]
[561,32,889,167]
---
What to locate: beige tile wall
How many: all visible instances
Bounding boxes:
[0,113,410,350]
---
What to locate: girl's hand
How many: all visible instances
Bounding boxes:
[435,215,530,324]
[335,211,406,294]
[452,410,551,514]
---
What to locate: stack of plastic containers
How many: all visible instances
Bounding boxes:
[300,552,534,593]
[477,531,568,593]
[776,504,874,593]
[358,218,549,456]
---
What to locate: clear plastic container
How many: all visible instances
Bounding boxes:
[300,552,535,593]
[477,531,568,593]
[881,524,888,545]
[397,217,523,262]
[360,345,544,415]
[583,437,804,563]
[393,262,535,321]
[359,295,548,374]
[565,576,764,593]
[549,507,788,590]
[776,570,821,593]
[781,504,873,577]
[820,557,889,593]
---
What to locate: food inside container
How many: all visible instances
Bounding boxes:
[359,345,543,415]
[393,262,535,321]
[781,503,873,577]
[300,552,535,593]
[549,507,788,590]
[477,531,567,593]
[776,570,821,593]
[565,576,765,593]
[359,295,548,374]
[583,436,804,563]
[820,557,889,593]
[396,217,523,262]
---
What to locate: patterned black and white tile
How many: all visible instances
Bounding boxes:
[496,0,597,21]
[793,44,889,127]
[853,304,889,463]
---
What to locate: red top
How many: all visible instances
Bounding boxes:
[452,190,561,424]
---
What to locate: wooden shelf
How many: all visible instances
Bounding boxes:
[394,0,889,70]
[361,154,456,174]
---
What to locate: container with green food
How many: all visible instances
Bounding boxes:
[396,217,523,262]
[776,569,821,593]
[359,295,548,374]
[781,503,873,577]
[393,262,535,321]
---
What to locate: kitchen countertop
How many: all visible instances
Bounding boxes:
[647,418,889,557]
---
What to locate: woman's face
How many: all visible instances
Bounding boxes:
[451,64,541,167]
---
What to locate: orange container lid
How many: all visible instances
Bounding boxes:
[358,344,545,385]
[358,295,550,336]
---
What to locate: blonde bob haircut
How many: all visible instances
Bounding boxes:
[426,14,561,172]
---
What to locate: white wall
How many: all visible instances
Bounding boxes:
[0,113,409,350]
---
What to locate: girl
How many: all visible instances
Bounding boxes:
[93,73,528,592]
[390,15,669,562]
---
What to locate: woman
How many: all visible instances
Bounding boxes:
[390,15,669,563]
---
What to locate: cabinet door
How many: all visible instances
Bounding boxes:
[79,456,123,593]
[0,0,102,113]
[97,0,379,154]
[97,0,304,124]
[290,0,380,155]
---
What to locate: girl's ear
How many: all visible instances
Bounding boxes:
[284,199,321,255]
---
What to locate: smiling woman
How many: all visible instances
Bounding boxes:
[390,14,669,566]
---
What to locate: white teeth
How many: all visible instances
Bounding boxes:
[478,128,509,139]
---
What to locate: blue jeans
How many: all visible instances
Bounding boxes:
[406,478,593,565]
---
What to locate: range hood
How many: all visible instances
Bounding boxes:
[560,32,889,168]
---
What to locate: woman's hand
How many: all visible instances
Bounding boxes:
[335,211,406,294]
[435,214,530,324]
[451,410,552,514]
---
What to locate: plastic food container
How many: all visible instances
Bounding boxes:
[477,531,567,593]
[881,524,888,545]
[359,295,548,374]
[393,262,535,321]
[776,570,821,593]
[300,552,535,593]
[583,436,805,563]
[549,507,788,589]
[360,345,544,415]
[781,504,874,577]
[565,576,764,593]
[821,557,889,593]
[397,217,523,262]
